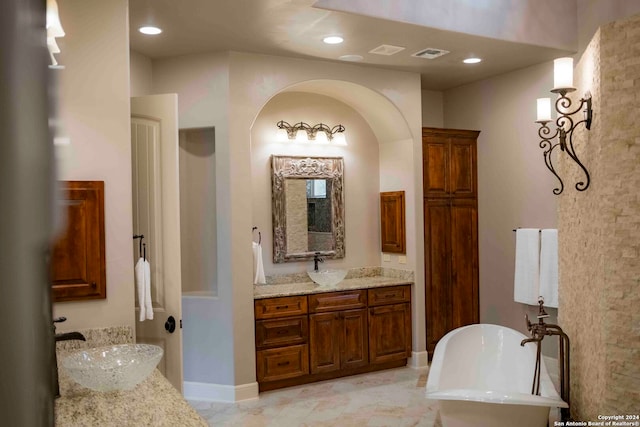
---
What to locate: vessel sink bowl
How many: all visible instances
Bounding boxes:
[308,269,348,287]
[62,344,163,392]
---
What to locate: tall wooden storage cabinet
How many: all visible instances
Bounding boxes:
[422,127,479,357]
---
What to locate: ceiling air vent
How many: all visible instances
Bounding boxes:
[369,44,406,56]
[412,47,450,59]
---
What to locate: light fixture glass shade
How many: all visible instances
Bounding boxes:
[553,57,574,90]
[275,128,289,142]
[315,131,329,144]
[332,132,347,146]
[536,98,551,122]
[295,129,308,142]
[46,0,65,38]
[47,37,61,54]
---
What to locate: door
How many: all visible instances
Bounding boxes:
[309,312,341,374]
[131,94,183,392]
[340,309,368,369]
[425,198,451,353]
[450,199,479,328]
[368,303,411,364]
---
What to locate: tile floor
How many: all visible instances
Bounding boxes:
[188,366,443,427]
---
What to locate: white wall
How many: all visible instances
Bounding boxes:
[443,62,559,350]
[53,0,134,333]
[251,91,380,275]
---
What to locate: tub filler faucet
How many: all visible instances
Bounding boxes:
[521,297,571,422]
[52,317,86,398]
[313,252,324,272]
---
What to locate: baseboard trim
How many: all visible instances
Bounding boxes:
[183,381,259,402]
[408,351,429,368]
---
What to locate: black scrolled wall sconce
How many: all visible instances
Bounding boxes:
[276,120,346,145]
[535,57,593,195]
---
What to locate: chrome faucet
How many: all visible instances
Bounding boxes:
[313,252,324,272]
[52,317,86,398]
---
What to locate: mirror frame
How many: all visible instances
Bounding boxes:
[271,155,345,263]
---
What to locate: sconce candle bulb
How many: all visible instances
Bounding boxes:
[536,98,552,122]
[553,57,575,92]
[535,57,593,195]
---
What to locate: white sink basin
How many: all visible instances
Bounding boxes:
[308,269,348,287]
[62,344,163,392]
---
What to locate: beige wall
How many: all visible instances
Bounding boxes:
[559,13,640,418]
[179,128,216,294]
[421,90,444,128]
[54,0,134,333]
[251,91,381,275]
[130,50,153,97]
[443,62,559,349]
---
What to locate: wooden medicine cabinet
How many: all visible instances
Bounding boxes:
[380,191,406,253]
[51,181,106,302]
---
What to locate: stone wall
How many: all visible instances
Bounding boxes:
[558,13,640,419]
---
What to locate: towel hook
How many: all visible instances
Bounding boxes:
[133,234,145,258]
[252,227,261,245]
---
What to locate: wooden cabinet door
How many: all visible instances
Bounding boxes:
[380,191,406,253]
[309,312,341,374]
[424,198,452,353]
[340,309,368,370]
[450,199,479,328]
[422,138,449,197]
[51,181,106,302]
[450,138,477,197]
[369,303,411,364]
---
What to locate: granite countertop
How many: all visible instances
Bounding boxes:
[56,370,207,427]
[254,267,414,299]
[54,327,206,427]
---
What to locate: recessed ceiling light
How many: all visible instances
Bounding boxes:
[463,57,482,64]
[139,26,162,35]
[339,54,363,62]
[323,36,344,45]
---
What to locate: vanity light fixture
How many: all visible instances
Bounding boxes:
[46,0,66,69]
[276,121,346,145]
[535,57,593,195]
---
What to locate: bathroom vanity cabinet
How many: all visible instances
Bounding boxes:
[254,285,411,391]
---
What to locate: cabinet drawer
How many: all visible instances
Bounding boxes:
[255,296,308,320]
[368,285,410,306]
[256,316,308,349]
[308,290,366,313]
[256,344,309,382]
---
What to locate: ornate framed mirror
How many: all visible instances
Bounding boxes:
[271,156,345,263]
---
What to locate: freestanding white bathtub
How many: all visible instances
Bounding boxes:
[425,324,567,427]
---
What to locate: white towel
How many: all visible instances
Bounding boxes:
[539,229,559,308]
[135,257,154,321]
[143,259,154,319]
[514,229,540,305]
[253,241,266,285]
[135,257,146,321]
